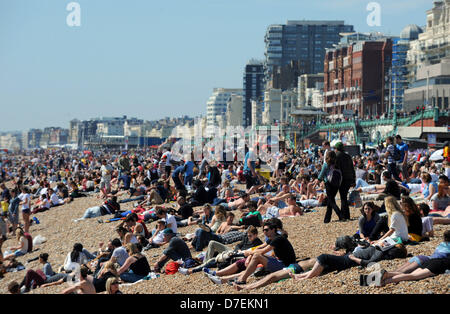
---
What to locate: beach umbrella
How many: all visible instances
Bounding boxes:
[429,149,444,161]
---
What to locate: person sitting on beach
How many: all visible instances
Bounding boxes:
[118,213,146,238]
[400,195,423,242]
[207,220,296,286]
[356,202,381,241]
[30,193,51,214]
[173,196,194,227]
[368,230,450,287]
[154,207,178,234]
[18,253,68,293]
[117,243,151,283]
[153,228,192,274]
[137,180,166,206]
[371,196,409,247]
[3,228,32,260]
[418,172,438,202]
[48,188,65,207]
[143,219,169,250]
[430,183,450,213]
[60,266,96,294]
[92,260,119,293]
[105,277,122,294]
[190,207,237,251]
[237,201,262,228]
[63,243,95,273]
[178,226,263,276]
[115,226,139,246]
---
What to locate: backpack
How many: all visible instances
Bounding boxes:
[327,166,342,187]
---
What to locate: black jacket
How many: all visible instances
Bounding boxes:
[335,151,356,185]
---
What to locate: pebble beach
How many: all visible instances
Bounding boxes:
[1,189,448,295]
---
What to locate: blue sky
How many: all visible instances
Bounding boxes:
[0,0,433,132]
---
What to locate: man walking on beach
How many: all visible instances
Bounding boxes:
[335,142,355,220]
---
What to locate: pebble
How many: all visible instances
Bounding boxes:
[0,192,448,294]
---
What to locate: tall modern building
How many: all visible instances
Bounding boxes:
[390,25,423,112]
[206,88,243,136]
[264,20,354,80]
[243,60,265,127]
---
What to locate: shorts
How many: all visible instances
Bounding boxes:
[284,263,304,274]
[21,208,31,214]
[419,257,450,275]
[14,250,26,257]
[235,258,247,272]
[265,206,280,219]
[265,257,286,273]
[9,212,19,225]
[100,180,111,190]
[408,255,430,266]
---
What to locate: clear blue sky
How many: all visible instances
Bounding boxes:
[0,0,433,132]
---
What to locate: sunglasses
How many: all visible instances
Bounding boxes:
[263,228,271,232]
[111,282,119,285]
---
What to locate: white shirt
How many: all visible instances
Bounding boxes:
[19,193,30,210]
[100,164,112,181]
[163,213,178,233]
[50,193,63,206]
[163,152,172,166]
[389,212,409,242]
[152,230,165,245]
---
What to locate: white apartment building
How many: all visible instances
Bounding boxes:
[251,100,263,129]
[226,94,244,127]
[206,88,243,136]
[406,0,450,82]
[262,88,282,125]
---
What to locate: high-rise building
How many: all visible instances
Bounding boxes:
[391,25,423,112]
[264,20,354,80]
[243,60,265,127]
[206,88,243,136]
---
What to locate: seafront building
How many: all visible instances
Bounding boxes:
[406,0,450,84]
[206,88,243,137]
[323,34,393,119]
[243,60,265,127]
[264,20,354,81]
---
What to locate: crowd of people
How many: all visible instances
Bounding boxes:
[0,135,449,294]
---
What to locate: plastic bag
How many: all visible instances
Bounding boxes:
[33,234,47,246]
